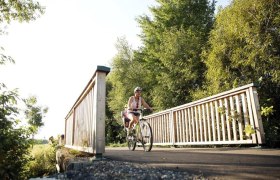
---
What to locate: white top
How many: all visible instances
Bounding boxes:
[129,96,142,112]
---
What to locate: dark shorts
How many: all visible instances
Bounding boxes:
[129,112,140,116]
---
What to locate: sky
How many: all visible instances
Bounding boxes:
[0,0,231,139]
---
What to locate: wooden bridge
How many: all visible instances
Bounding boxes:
[64,66,265,156]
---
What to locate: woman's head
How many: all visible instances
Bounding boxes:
[134,87,142,93]
[134,87,142,96]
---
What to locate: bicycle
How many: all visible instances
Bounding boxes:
[122,108,153,152]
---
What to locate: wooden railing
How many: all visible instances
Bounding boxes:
[64,66,110,155]
[145,83,265,146]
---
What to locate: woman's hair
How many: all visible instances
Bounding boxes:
[134,86,142,92]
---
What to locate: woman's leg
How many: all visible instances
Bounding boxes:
[128,113,138,129]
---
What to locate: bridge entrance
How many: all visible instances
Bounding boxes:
[64,66,264,155]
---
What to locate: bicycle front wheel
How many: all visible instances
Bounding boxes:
[140,121,153,152]
[127,132,136,151]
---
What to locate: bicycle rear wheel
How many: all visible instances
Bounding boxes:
[140,121,153,152]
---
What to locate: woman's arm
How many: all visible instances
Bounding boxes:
[127,96,133,110]
[141,98,152,110]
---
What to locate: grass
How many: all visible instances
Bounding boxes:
[106,142,127,147]
[25,144,57,178]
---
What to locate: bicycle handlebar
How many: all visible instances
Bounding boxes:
[128,108,152,112]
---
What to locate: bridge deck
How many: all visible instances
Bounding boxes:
[104,147,280,179]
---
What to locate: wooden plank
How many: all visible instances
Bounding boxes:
[181,110,186,143]
[206,103,211,141]
[202,104,207,141]
[155,117,158,143]
[162,115,166,143]
[89,89,94,147]
[72,108,76,146]
[225,98,231,141]
[235,94,243,140]
[184,109,189,142]
[167,113,171,143]
[241,93,249,140]
[165,114,168,143]
[230,96,237,141]
[214,100,221,141]
[219,99,226,141]
[210,101,216,141]
[171,139,253,146]
[198,105,203,142]
[159,116,162,143]
[188,108,192,142]
[195,106,199,142]
[179,110,183,142]
[170,110,175,145]
[246,89,257,143]
[157,116,160,143]
[191,107,196,142]
[175,111,179,143]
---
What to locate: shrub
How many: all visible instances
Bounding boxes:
[24,144,57,178]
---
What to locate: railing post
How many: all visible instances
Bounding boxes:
[249,86,265,145]
[170,110,176,146]
[93,66,110,157]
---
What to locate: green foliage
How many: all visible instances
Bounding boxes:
[151,27,206,108]
[105,117,126,145]
[0,85,50,179]
[105,0,280,147]
[107,37,136,119]
[136,0,215,109]
[0,84,31,179]
[24,144,57,178]
[261,106,274,117]
[106,143,127,147]
[0,0,44,24]
[105,75,126,145]
[244,125,256,138]
[107,37,152,120]
[33,139,49,144]
[24,95,48,135]
[0,0,46,173]
[0,46,14,65]
[199,0,280,146]
[202,0,280,94]
[68,149,82,156]
[217,106,226,114]
[0,0,44,65]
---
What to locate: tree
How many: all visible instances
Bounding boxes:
[107,37,151,121]
[136,0,215,109]
[24,95,48,143]
[150,27,206,108]
[0,0,44,65]
[106,37,155,144]
[0,0,45,178]
[200,0,280,146]
[0,85,31,179]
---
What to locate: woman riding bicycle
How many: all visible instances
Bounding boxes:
[127,87,153,135]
